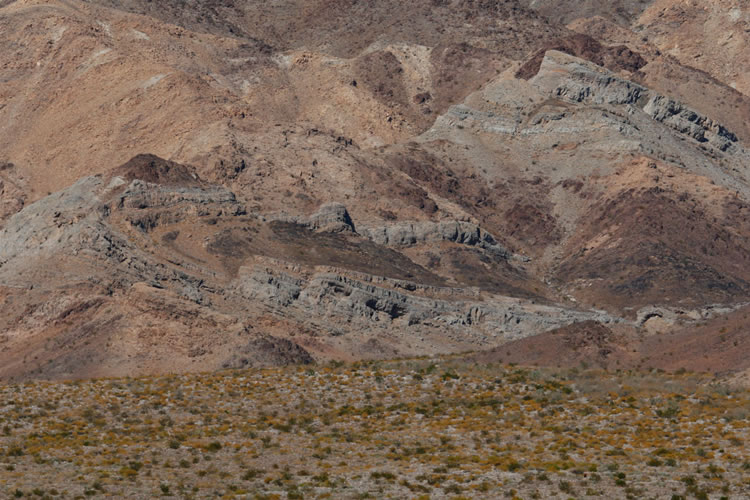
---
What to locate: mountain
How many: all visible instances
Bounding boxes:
[1,0,750,382]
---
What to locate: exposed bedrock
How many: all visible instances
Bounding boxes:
[359,220,511,258]
[233,263,621,342]
[531,51,741,153]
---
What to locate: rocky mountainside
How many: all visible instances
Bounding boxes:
[1,0,750,381]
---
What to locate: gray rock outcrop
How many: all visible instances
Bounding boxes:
[307,202,355,232]
[266,202,355,233]
[643,96,738,152]
[531,51,740,153]
[532,50,646,106]
[119,179,243,213]
[233,261,622,343]
[359,220,510,258]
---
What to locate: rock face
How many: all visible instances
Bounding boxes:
[643,96,739,152]
[266,203,356,233]
[0,176,123,268]
[531,50,647,105]
[532,50,741,154]
[301,203,356,233]
[235,263,619,342]
[360,220,510,258]
[3,1,750,381]
[308,203,355,232]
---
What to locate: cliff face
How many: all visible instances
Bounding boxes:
[2,0,750,380]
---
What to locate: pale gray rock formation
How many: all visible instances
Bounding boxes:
[532,50,647,106]
[233,260,622,344]
[0,175,241,305]
[235,266,303,307]
[0,176,117,265]
[118,179,246,232]
[359,220,510,258]
[531,51,739,153]
[642,95,738,152]
[0,175,243,266]
[118,179,241,211]
[265,202,355,233]
[422,50,750,200]
[307,202,356,232]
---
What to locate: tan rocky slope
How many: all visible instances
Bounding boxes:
[2,0,750,381]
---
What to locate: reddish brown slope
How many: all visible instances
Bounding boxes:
[473,321,634,369]
[638,305,750,376]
